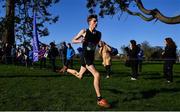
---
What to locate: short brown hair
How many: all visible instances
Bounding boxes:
[87,14,98,23]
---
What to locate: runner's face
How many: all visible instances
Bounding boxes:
[89,18,98,29]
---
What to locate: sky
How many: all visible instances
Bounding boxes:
[0,0,180,53]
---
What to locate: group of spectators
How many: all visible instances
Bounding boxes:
[0,42,33,66]
[59,42,75,69]
[0,41,74,72]
[124,38,177,83]
[0,37,177,84]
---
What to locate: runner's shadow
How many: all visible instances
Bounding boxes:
[109,100,119,108]
[104,88,123,94]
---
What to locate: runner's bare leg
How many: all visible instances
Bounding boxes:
[86,65,101,97]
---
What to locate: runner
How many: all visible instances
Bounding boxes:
[60,14,110,108]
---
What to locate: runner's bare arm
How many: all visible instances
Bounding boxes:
[72,29,86,44]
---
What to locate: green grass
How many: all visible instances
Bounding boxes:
[0,61,180,111]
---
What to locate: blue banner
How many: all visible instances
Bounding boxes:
[32,10,39,62]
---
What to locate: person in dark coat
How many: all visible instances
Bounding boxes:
[48,42,59,72]
[59,41,67,66]
[125,40,140,80]
[2,42,12,64]
[162,37,177,83]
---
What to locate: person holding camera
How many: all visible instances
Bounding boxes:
[125,40,140,80]
[98,41,112,79]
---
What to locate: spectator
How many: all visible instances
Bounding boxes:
[39,44,47,69]
[23,46,30,67]
[137,44,144,73]
[98,41,112,79]
[162,37,177,83]
[48,42,59,72]
[11,44,16,64]
[2,42,12,64]
[65,43,75,68]
[28,46,33,68]
[125,40,140,80]
[59,41,67,66]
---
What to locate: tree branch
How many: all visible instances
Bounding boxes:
[125,8,155,21]
[135,0,180,24]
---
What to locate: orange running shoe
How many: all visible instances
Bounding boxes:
[97,99,110,108]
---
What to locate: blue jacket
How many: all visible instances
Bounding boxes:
[66,48,75,60]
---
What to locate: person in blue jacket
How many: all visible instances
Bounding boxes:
[65,43,75,68]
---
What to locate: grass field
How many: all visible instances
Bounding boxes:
[0,60,180,111]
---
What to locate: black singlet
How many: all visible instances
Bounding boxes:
[80,29,101,66]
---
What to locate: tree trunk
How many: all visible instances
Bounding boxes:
[2,0,15,45]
